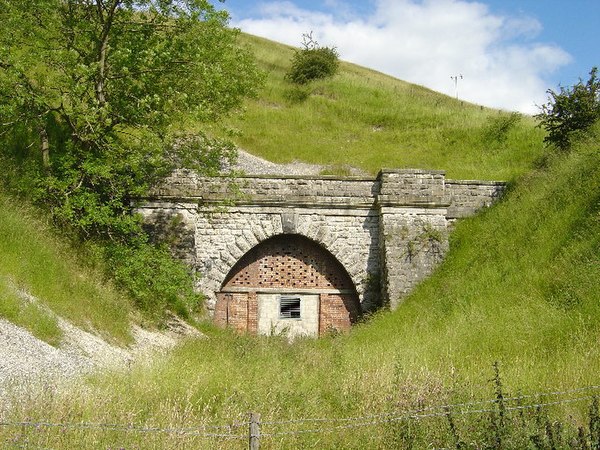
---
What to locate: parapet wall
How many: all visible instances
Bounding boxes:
[378,169,447,205]
[151,170,378,207]
[446,179,506,219]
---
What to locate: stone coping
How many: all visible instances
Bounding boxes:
[166,169,505,186]
[446,179,506,186]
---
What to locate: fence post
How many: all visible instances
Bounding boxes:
[249,412,260,450]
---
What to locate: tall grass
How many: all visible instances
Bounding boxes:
[0,280,62,346]
[3,124,598,447]
[0,193,133,344]
[217,34,545,181]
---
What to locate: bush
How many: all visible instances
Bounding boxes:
[285,32,339,85]
[104,241,202,320]
[536,67,600,150]
[283,85,311,103]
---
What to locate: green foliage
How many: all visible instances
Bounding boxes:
[0,0,261,240]
[104,241,201,319]
[0,0,262,319]
[536,67,600,150]
[285,32,339,85]
[482,112,522,144]
[0,192,132,343]
[283,85,311,103]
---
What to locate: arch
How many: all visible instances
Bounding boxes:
[203,214,369,309]
[214,234,361,337]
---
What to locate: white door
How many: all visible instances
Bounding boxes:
[257,293,319,338]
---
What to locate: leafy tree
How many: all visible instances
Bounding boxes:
[285,31,339,85]
[536,67,600,150]
[0,0,263,316]
[0,0,261,235]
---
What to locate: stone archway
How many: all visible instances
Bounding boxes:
[214,234,361,337]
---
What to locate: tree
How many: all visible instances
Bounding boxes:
[285,31,339,85]
[0,0,263,316]
[536,67,600,150]
[0,0,262,236]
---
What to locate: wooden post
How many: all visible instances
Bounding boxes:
[249,412,260,450]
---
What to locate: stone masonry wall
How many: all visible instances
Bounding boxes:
[137,168,505,320]
[375,170,450,308]
[151,169,378,207]
[378,207,449,309]
[446,180,506,219]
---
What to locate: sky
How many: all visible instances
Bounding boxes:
[216,0,599,114]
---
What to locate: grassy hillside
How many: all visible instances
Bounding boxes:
[0,195,133,345]
[1,32,597,448]
[4,123,598,447]
[214,34,545,181]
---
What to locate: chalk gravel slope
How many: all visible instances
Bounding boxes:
[0,310,200,406]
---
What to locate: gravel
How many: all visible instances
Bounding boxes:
[0,305,201,407]
[233,149,367,176]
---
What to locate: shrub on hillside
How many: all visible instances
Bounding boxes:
[104,241,201,319]
[536,67,600,150]
[482,112,522,144]
[285,32,339,85]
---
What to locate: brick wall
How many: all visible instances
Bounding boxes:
[319,293,359,335]
[216,235,360,336]
[214,292,250,333]
[224,235,356,291]
[214,292,259,334]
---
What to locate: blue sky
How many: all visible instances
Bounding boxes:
[217,0,599,114]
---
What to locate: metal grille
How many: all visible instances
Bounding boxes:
[279,296,301,319]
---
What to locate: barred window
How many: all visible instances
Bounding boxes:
[280,296,301,319]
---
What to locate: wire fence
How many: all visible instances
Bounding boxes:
[0,418,249,441]
[2,384,600,448]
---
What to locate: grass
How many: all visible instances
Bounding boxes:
[2,124,598,448]
[0,33,597,448]
[0,279,62,346]
[0,192,134,345]
[214,34,546,181]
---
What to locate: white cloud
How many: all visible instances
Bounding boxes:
[233,0,571,113]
